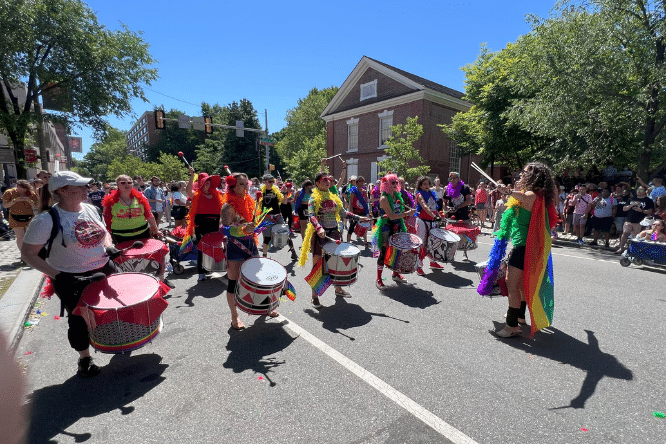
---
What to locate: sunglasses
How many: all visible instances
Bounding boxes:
[266,180,275,184]
[389,180,398,184]
[118,181,131,185]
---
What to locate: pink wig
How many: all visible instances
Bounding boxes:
[380,173,401,194]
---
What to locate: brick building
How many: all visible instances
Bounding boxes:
[321,56,486,186]
[126,111,161,160]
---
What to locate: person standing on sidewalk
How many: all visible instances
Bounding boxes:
[143,176,166,226]
[21,171,117,377]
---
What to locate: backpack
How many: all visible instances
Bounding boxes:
[37,207,63,260]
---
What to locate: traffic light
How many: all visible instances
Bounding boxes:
[204,116,213,134]
[269,164,275,171]
[155,109,165,129]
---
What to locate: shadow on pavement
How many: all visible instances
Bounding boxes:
[304,296,409,341]
[223,317,295,387]
[421,269,474,290]
[178,278,223,308]
[381,283,439,309]
[491,322,633,409]
[27,353,168,443]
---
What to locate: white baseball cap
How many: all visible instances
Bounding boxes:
[49,171,94,191]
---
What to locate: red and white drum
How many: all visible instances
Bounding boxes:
[427,228,460,263]
[405,214,417,234]
[322,242,361,286]
[446,223,481,251]
[384,232,423,274]
[200,232,226,272]
[235,258,287,315]
[475,260,508,297]
[73,273,170,353]
[114,238,169,276]
[353,221,371,238]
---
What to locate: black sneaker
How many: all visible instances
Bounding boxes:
[163,278,175,289]
[78,356,101,378]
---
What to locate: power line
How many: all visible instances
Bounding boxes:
[144,87,200,107]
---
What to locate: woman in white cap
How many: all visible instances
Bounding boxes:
[21,171,117,378]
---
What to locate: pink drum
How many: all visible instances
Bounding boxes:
[353,221,371,237]
[200,232,226,272]
[114,239,169,275]
[74,273,170,353]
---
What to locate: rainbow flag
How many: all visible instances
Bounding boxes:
[180,234,194,254]
[524,196,555,336]
[284,281,296,301]
[305,258,331,298]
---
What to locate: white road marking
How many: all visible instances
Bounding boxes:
[280,315,479,444]
[476,240,619,264]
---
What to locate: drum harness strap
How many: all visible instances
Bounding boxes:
[229,237,255,257]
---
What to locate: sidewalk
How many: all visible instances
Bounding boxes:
[0,237,45,355]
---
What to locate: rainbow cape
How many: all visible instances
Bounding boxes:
[305,258,331,298]
[478,196,556,336]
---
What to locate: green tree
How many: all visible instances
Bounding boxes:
[441,43,547,171]
[378,116,428,183]
[146,108,203,162]
[275,86,338,184]
[0,0,157,178]
[507,1,666,179]
[156,152,188,182]
[74,126,128,180]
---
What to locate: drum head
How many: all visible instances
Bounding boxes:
[389,232,423,249]
[271,224,289,234]
[81,273,159,308]
[201,232,226,246]
[240,257,287,286]
[322,242,360,257]
[117,238,166,257]
[433,228,460,243]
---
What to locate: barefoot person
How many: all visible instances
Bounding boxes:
[478,162,558,337]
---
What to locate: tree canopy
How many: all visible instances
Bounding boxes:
[378,116,429,182]
[145,108,203,162]
[275,87,338,184]
[0,0,157,178]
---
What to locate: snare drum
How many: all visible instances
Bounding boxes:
[474,260,508,296]
[384,232,423,274]
[200,232,226,272]
[354,221,371,238]
[114,239,169,276]
[427,228,460,263]
[271,224,290,249]
[73,273,170,353]
[235,258,287,315]
[322,242,361,286]
[446,223,481,251]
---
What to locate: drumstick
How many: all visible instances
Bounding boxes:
[324,236,342,244]
[470,162,498,186]
[177,151,192,168]
[74,272,107,283]
[223,165,232,176]
[322,154,342,161]
[105,240,145,259]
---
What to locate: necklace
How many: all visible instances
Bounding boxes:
[120,195,133,218]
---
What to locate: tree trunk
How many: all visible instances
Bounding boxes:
[9,133,27,180]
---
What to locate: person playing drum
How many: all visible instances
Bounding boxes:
[219,173,271,330]
[487,162,558,337]
[414,176,444,275]
[21,171,117,377]
[444,172,473,224]
[258,174,299,261]
[298,172,368,307]
[184,168,224,281]
[374,173,416,291]
[102,174,159,244]
[294,179,314,240]
[346,176,371,248]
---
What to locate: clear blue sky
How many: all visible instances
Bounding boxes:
[74,0,557,159]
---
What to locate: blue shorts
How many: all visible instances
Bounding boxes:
[226,237,258,261]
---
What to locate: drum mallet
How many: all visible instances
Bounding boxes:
[470,162,498,187]
[324,236,342,245]
[106,240,145,260]
[177,151,192,169]
[224,165,233,176]
[74,272,108,283]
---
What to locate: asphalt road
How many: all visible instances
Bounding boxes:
[16,231,666,443]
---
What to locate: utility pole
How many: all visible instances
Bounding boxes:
[264,109,269,174]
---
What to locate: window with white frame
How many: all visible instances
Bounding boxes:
[370,161,378,184]
[347,118,359,152]
[360,80,377,101]
[347,158,358,179]
[449,141,461,173]
[378,110,393,147]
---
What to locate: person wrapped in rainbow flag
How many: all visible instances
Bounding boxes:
[373,173,416,291]
[477,162,558,337]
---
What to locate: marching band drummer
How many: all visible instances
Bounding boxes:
[346,176,371,248]
[414,176,444,276]
[373,173,415,291]
[443,172,473,225]
[258,174,299,261]
[102,174,159,244]
[294,179,314,240]
[219,173,271,330]
[21,171,117,378]
[298,172,369,307]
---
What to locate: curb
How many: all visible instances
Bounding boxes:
[0,268,45,356]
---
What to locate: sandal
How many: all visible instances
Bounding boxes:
[230,320,246,330]
[335,288,351,298]
[496,326,521,338]
[312,297,322,308]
